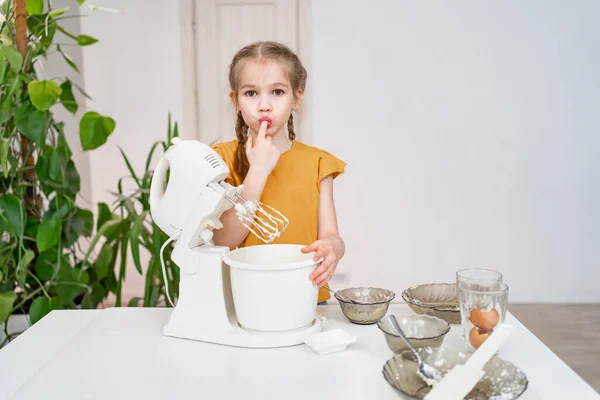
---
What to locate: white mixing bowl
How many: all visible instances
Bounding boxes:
[224,244,319,332]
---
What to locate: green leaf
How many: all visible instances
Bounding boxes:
[80,112,115,151]
[167,113,172,142]
[14,104,31,135]
[21,250,36,268]
[26,110,48,148]
[56,45,79,73]
[95,244,113,280]
[130,211,147,274]
[127,297,141,307]
[0,95,13,126]
[0,194,25,235]
[81,283,106,309]
[56,267,89,305]
[92,284,107,303]
[48,149,64,181]
[44,202,69,221]
[116,236,129,305]
[25,215,40,239]
[36,147,68,188]
[97,203,112,231]
[95,205,123,241]
[0,57,8,82]
[29,297,61,325]
[0,140,9,179]
[71,209,94,238]
[152,222,161,256]
[49,7,70,17]
[76,35,98,46]
[26,0,44,15]
[77,0,85,5]
[118,147,140,188]
[15,104,48,148]
[82,219,122,263]
[35,251,61,281]
[50,297,63,311]
[0,292,17,323]
[1,46,24,71]
[149,284,160,307]
[29,296,50,324]
[59,80,77,114]
[27,15,57,50]
[62,208,93,247]
[56,122,73,159]
[63,160,81,195]
[15,250,35,287]
[145,141,162,173]
[37,217,61,252]
[89,5,122,13]
[28,80,62,111]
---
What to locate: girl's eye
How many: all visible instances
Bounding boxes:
[272,89,284,96]
[244,91,257,97]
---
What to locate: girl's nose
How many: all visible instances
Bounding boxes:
[258,95,272,112]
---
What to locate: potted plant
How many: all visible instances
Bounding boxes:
[0,0,117,346]
[87,114,181,309]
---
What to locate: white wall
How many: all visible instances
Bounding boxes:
[312,1,600,302]
[78,0,184,298]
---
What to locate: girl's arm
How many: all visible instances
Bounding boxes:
[212,121,279,250]
[302,175,345,286]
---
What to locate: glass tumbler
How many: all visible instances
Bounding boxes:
[456,268,503,290]
[458,281,509,351]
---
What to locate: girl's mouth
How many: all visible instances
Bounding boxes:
[259,117,273,128]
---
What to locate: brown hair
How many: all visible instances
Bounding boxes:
[229,41,307,180]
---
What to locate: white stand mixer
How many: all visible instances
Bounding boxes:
[149,138,322,348]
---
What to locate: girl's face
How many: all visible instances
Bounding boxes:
[231,60,302,137]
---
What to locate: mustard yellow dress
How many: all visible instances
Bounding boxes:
[212,139,346,303]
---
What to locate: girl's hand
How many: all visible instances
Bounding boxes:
[246,121,280,177]
[302,235,345,287]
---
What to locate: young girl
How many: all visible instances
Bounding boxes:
[211,41,346,305]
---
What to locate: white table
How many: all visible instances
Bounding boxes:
[0,304,597,400]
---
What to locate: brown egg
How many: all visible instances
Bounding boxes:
[469,327,491,349]
[469,307,500,331]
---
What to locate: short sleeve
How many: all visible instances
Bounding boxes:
[317,150,347,184]
[211,143,236,186]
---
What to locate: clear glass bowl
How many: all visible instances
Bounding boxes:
[335,287,395,325]
[401,283,461,324]
[377,314,450,353]
[382,347,528,399]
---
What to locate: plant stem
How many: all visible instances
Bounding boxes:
[11,286,43,313]
[27,271,50,298]
[14,0,41,219]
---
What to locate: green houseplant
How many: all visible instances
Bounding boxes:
[88,114,180,309]
[0,0,117,346]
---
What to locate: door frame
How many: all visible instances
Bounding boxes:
[178,0,313,144]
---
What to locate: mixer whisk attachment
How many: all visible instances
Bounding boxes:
[233,197,289,243]
[218,182,288,243]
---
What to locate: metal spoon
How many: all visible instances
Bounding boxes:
[387,315,443,386]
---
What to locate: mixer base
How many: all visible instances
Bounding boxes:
[163,317,322,348]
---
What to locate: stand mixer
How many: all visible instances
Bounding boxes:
[149,137,322,348]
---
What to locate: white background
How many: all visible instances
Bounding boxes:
[50,0,599,303]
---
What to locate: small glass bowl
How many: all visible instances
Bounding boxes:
[401,283,461,324]
[377,314,450,353]
[335,287,395,325]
